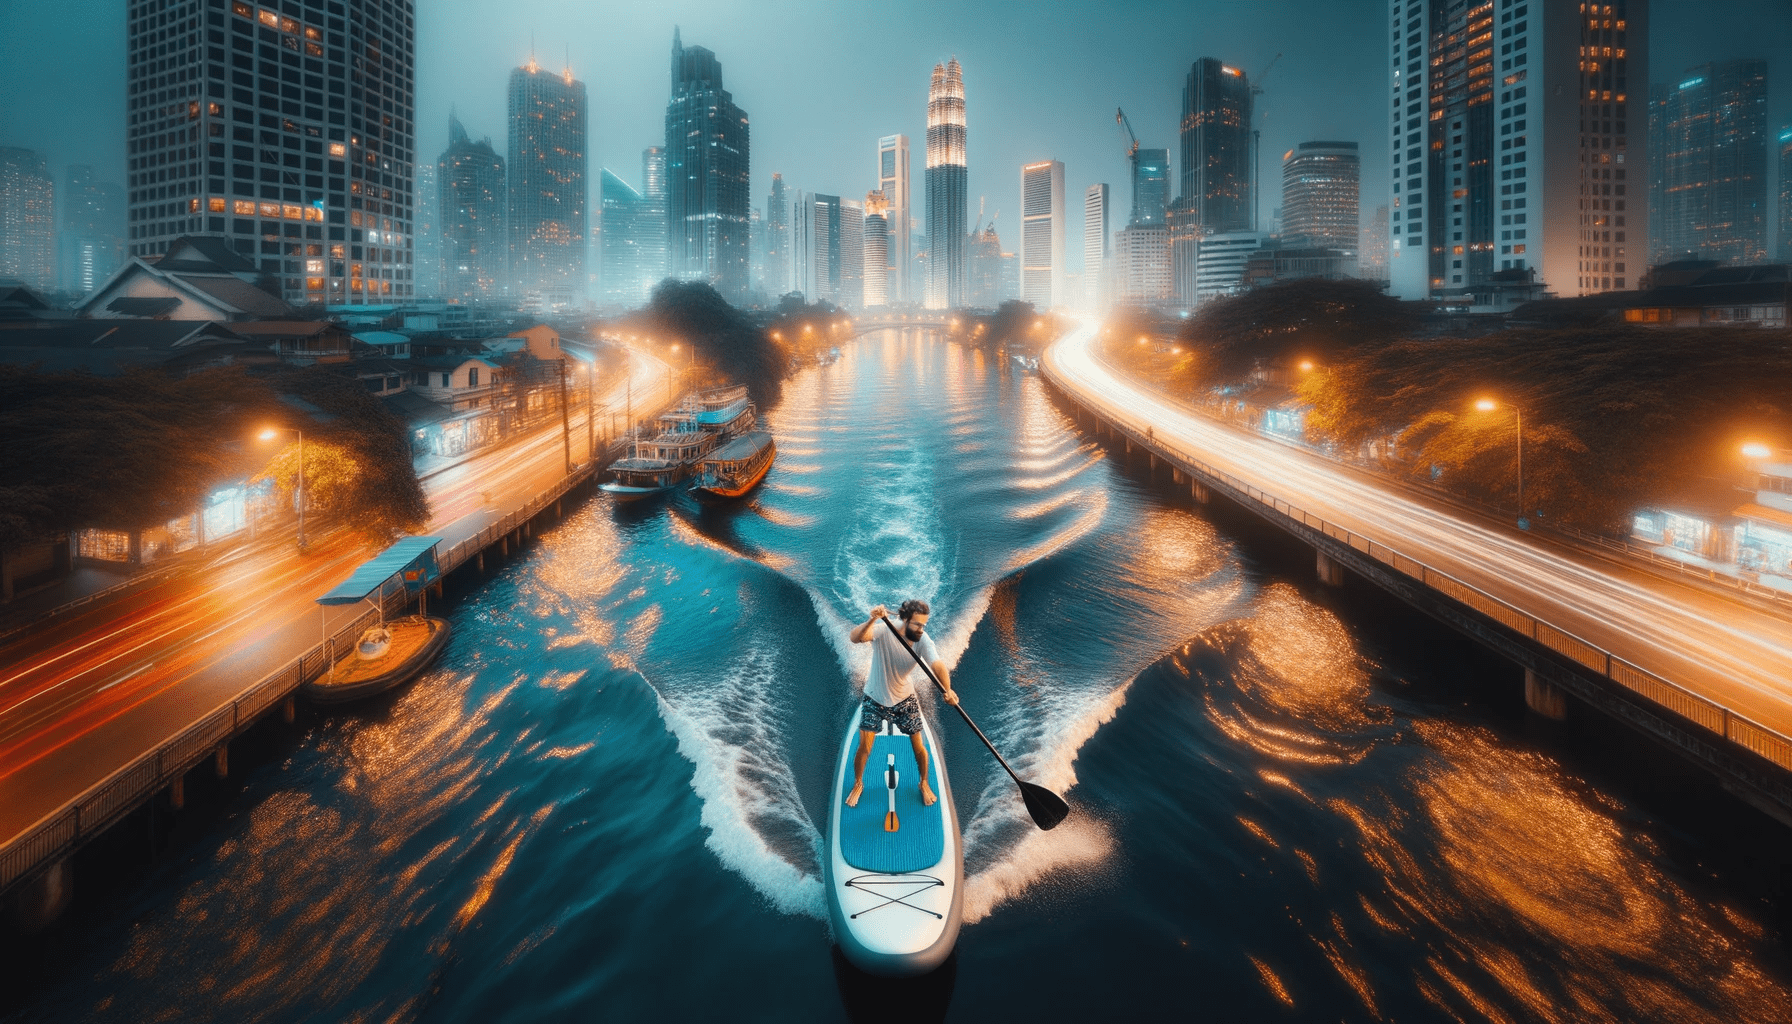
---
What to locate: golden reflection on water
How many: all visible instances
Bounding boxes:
[1198,583,1790,1023]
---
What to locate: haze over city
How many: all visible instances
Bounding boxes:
[3,2,1792,1020]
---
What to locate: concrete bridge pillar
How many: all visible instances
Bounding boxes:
[500,536,509,557]
[1148,453,1157,470]
[282,695,296,724]
[1316,550,1345,587]
[1192,481,1210,504]
[1172,468,1183,483]
[1524,668,1568,720]
[477,552,485,573]
[213,743,229,779]
[1125,439,1131,454]
[170,774,185,811]
[5,858,70,933]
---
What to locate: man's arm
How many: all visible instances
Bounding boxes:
[931,661,958,705]
[849,605,887,644]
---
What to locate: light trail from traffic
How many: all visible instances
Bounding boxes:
[1047,320,1792,736]
[0,347,669,838]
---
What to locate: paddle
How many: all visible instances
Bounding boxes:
[880,616,1071,831]
[884,755,900,833]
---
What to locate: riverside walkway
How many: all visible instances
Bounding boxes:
[1043,321,1792,821]
[0,348,676,904]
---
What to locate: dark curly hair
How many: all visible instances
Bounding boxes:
[898,599,930,621]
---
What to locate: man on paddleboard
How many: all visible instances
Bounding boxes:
[845,599,958,808]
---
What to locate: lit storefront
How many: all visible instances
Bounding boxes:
[1735,504,1792,580]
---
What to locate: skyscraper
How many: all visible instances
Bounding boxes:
[0,148,55,293]
[794,192,844,305]
[879,135,911,304]
[839,197,864,310]
[765,173,789,298]
[1361,204,1391,281]
[508,58,588,308]
[1281,141,1361,250]
[438,113,506,302]
[1083,183,1109,311]
[864,190,890,307]
[1658,60,1770,266]
[1130,149,1170,227]
[641,146,669,289]
[59,165,125,295]
[1386,0,1651,301]
[1020,160,1066,308]
[1647,82,1670,266]
[967,222,1004,307]
[126,0,415,307]
[599,168,660,307]
[1180,58,1253,233]
[665,29,751,304]
[1779,125,1792,261]
[925,58,967,309]
[412,160,439,298]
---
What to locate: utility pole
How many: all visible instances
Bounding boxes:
[558,358,572,475]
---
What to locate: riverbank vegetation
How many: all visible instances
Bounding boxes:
[1120,278,1792,533]
[0,365,426,551]
[623,281,793,408]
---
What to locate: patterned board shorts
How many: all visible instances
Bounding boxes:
[859,694,924,736]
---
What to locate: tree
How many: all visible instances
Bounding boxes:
[639,279,793,406]
[1179,277,1418,385]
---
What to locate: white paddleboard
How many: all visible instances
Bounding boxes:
[824,708,963,976]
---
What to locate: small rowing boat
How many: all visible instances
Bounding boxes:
[824,709,963,977]
[304,615,450,704]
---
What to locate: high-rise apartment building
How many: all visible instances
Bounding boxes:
[839,198,864,310]
[765,173,789,297]
[1084,183,1110,311]
[1658,59,1769,266]
[1281,141,1361,250]
[794,192,843,305]
[412,160,439,297]
[1646,82,1669,265]
[1167,199,1200,306]
[1113,224,1171,305]
[1386,0,1650,301]
[925,59,967,309]
[1180,58,1254,233]
[864,190,889,307]
[0,148,55,294]
[507,58,587,308]
[1779,125,1792,261]
[437,113,506,302]
[126,0,415,307]
[599,168,661,307]
[59,165,126,295]
[878,135,911,304]
[665,30,751,304]
[1019,160,1066,308]
[1194,231,1264,303]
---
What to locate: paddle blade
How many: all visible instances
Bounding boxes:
[884,811,899,833]
[1020,782,1070,831]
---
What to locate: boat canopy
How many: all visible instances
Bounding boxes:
[316,536,443,605]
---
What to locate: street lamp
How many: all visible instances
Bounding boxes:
[1741,441,1773,460]
[1474,398,1524,519]
[258,426,306,549]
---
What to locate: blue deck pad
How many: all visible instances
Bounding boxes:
[839,730,947,875]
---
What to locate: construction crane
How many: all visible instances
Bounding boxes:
[1115,107,1140,159]
[1250,54,1282,234]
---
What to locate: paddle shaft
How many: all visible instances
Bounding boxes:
[879,615,1028,791]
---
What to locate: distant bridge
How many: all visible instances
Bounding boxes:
[848,313,953,333]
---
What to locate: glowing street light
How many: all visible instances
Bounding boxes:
[1298,360,1315,372]
[1741,441,1773,460]
[258,426,306,550]
[1474,398,1525,519]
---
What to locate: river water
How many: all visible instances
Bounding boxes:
[11,329,1792,1022]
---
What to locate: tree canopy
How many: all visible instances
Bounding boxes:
[635,280,792,407]
[0,364,427,552]
[1178,277,1419,384]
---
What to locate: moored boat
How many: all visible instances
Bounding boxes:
[304,615,451,703]
[600,385,753,498]
[690,430,775,498]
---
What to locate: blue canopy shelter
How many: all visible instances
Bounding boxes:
[316,536,444,615]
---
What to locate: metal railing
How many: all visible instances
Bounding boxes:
[1041,358,1792,777]
[0,462,603,896]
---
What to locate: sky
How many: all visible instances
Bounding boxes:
[2,0,1789,272]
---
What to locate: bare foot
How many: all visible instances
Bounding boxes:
[845,781,864,807]
[919,781,937,806]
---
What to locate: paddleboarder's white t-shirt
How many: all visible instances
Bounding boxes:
[864,624,940,707]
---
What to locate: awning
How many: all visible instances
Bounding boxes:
[316,536,443,605]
